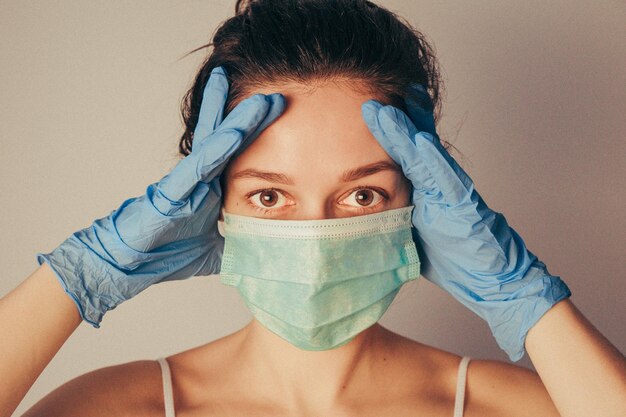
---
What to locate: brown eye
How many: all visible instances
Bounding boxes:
[354,189,374,206]
[339,188,387,210]
[258,190,278,207]
[247,188,292,213]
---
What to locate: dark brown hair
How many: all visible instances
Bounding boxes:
[177,0,457,158]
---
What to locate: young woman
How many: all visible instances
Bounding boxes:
[2,1,624,416]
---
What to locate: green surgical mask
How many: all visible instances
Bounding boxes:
[217,205,421,350]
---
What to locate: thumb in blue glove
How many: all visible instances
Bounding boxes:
[361,85,571,361]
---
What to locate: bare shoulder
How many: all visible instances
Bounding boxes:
[22,359,164,417]
[383,328,560,417]
[465,358,560,417]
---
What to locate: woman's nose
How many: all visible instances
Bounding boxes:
[290,198,356,221]
[292,206,335,221]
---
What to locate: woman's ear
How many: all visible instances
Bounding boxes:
[217,206,226,238]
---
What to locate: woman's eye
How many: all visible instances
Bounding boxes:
[247,189,289,211]
[245,187,388,214]
[340,188,387,208]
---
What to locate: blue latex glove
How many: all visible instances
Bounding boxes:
[361,85,571,361]
[36,67,286,328]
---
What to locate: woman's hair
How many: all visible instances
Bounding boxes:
[177,0,458,158]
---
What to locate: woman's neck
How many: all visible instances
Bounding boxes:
[236,319,390,412]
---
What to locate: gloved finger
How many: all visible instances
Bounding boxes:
[402,84,471,187]
[411,132,475,207]
[403,83,437,137]
[192,66,230,152]
[217,91,286,162]
[378,105,468,203]
[378,102,474,208]
[361,100,436,195]
[157,93,286,203]
[363,100,475,208]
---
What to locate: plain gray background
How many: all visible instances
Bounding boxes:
[1,1,624,414]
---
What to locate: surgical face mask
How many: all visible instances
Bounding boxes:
[217,205,421,350]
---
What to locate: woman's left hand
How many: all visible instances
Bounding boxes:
[361,86,571,362]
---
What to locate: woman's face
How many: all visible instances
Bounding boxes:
[222,82,412,220]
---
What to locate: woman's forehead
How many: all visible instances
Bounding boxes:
[226,83,394,175]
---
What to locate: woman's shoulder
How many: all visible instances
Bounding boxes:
[389,331,560,417]
[22,359,165,417]
[462,357,560,417]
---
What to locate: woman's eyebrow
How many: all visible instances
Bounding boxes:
[342,160,402,182]
[230,160,401,185]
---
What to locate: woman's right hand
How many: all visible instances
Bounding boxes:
[36,66,286,328]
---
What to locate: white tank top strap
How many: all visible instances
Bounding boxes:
[453,356,471,417]
[156,357,176,417]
